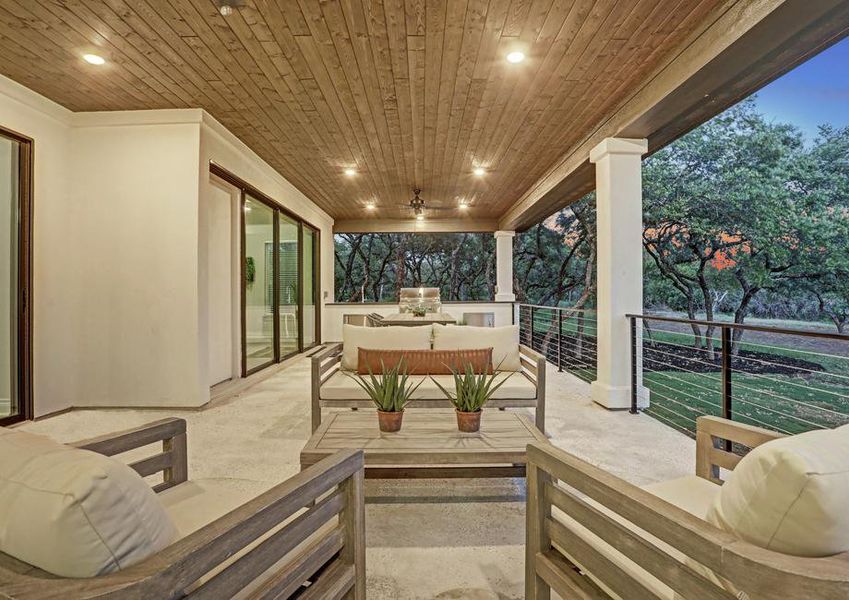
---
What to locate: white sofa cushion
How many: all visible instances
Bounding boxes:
[320,370,536,401]
[706,423,849,557]
[432,324,522,371]
[643,475,721,519]
[0,427,178,577]
[159,478,261,537]
[341,324,432,370]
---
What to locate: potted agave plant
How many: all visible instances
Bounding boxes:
[432,362,511,433]
[348,360,422,432]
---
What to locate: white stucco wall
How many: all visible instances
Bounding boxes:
[0,75,334,415]
[68,113,203,408]
[0,76,73,416]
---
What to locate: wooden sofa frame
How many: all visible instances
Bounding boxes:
[0,418,366,600]
[311,342,547,433]
[525,416,849,600]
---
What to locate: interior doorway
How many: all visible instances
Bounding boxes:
[0,126,32,426]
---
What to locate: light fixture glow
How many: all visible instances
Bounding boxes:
[416,213,424,221]
[244,205,252,212]
[459,201,469,210]
[83,53,106,65]
[473,167,486,177]
[365,202,375,210]
[219,3,234,16]
[344,168,357,177]
[506,51,525,64]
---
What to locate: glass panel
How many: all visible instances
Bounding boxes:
[278,213,299,357]
[302,226,316,348]
[244,196,274,372]
[0,136,18,419]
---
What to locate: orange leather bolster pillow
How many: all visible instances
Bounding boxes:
[357,347,493,375]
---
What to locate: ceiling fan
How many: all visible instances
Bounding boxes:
[399,188,453,218]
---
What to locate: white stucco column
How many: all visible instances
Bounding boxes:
[494,230,516,302]
[589,138,650,409]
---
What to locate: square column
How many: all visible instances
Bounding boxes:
[589,138,650,409]
[494,230,516,302]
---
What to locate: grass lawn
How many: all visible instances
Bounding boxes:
[522,309,849,438]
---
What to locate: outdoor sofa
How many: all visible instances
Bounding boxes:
[311,323,547,433]
[0,418,366,599]
[525,415,849,599]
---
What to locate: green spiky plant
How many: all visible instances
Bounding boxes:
[347,359,422,412]
[432,360,512,413]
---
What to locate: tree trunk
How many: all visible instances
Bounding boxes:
[696,264,716,361]
[731,271,760,355]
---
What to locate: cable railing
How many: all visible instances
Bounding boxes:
[627,313,849,439]
[517,304,597,383]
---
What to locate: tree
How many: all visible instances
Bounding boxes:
[643,99,847,353]
[514,193,596,308]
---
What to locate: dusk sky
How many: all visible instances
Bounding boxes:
[752,36,849,141]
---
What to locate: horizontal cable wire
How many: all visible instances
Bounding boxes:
[643,375,723,409]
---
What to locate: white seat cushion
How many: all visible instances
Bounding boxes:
[707,423,849,557]
[158,478,260,537]
[0,427,177,578]
[432,324,522,371]
[643,475,721,519]
[320,370,536,401]
[341,324,432,370]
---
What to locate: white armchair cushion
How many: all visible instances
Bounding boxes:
[341,324,432,370]
[432,324,522,371]
[0,427,178,578]
[707,424,849,557]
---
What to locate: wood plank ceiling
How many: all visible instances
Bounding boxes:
[0,0,728,224]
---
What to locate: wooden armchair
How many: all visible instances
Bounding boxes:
[311,342,547,433]
[0,418,366,599]
[525,416,849,599]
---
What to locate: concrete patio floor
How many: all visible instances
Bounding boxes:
[20,354,694,599]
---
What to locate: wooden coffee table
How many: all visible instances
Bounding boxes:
[300,411,547,479]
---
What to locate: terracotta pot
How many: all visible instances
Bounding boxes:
[456,410,482,433]
[377,410,404,432]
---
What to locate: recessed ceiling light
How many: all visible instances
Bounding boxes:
[365,202,375,210]
[344,168,357,177]
[473,167,486,177]
[83,53,106,65]
[506,51,525,64]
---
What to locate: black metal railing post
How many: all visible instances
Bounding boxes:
[721,325,733,450]
[530,306,536,352]
[630,316,638,414]
[557,308,563,372]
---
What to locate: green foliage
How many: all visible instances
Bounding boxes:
[431,362,512,413]
[334,232,496,301]
[643,98,849,340]
[245,256,256,289]
[347,360,422,412]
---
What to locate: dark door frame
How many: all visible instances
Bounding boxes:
[210,162,321,377]
[0,125,33,426]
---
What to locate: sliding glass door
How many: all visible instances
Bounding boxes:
[219,164,320,378]
[243,195,275,374]
[0,127,32,425]
[279,213,299,359]
[302,225,318,348]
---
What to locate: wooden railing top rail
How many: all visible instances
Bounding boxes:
[627,313,849,341]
